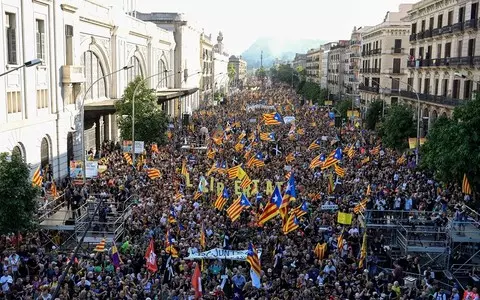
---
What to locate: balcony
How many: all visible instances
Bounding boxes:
[385,68,406,75]
[409,34,417,42]
[453,22,464,33]
[399,90,462,107]
[464,19,478,31]
[459,56,474,66]
[61,65,85,84]
[442,25,453,35]
[432,28,442,36]
[416,32,424,40]
[407,60,416,68]
[371,48,382,55]
[450,57,460,66]
[391,47,405,54]
[424,29,432,38]
[358,85,379,93]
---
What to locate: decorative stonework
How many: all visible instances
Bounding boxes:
[97,38,111,59]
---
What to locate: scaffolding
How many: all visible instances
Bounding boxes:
[364,209,480,290]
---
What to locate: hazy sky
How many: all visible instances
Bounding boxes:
[137,0,417,55]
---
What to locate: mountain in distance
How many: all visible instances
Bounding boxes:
[240,37,327,69]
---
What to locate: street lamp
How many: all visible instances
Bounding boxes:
[388,75,421,165]
[0,58,43,77]
[131,70,202,163]
[80,65,132,183]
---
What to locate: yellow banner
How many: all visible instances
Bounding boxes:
[324,100,333,106]
[408,138,426,149]
[347,110,360,117]
[337,212,353,225]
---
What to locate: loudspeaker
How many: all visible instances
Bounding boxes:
[182,114,190,126]
[65,218,75,225]
[334,116,342,128]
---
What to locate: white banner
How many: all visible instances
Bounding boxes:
[284,116,295,124]
[184,248,262,261]
[85,161,98,178]
[246,104,275,112]
[320,204,339,210]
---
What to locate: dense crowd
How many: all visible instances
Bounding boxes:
[0,86,478,300]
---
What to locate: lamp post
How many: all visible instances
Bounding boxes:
[131,70,202,163]
[388,75,421,165]
[0,58,42,77]
[80,65,132,183]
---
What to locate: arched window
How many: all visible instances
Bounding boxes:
[127,56,143,83]
[40,137,50,168]
[81,51,107,100]
[11,145,23,160]
[157,60,168,89]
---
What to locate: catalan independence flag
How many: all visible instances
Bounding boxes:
[321,148,343,170]
[334,164,346,177]
[262,112,284,125]
[246,243,262,288]
[308,139,322,151]
[309,154,326,170]
[260,132,275,142]
[227,194,251,222]
[214,188,230,210]
[282,213,300,235]
[258,186,283,225]
[247,152,265,168]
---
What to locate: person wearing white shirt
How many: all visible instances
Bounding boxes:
[0,273,12,293]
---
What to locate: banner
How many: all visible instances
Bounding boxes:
[408,138,426,149]
[347,110,360,118]
[69,160,83,179]
[122,140,145,154]
[85,161,98,178]
[337,212,353,225]
[185,248,263,261]
[321,204,339,210]
[325,100,333,106]
[284,116,296,124]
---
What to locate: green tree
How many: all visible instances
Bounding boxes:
[335,99,351,119]
[365,100,384,130]
[227,63,236,83]
[421,97,480,187]
[0,152,38,236]
[115,76,169,145]
[255,67,267,80]
[379,104,415,150]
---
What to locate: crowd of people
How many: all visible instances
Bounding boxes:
[0,86,478,300]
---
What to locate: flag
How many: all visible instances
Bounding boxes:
[214,188,230,210]
[260,132,275,142]
[337,229,345,252]
[181,160,188,176]
[285,152,295,163]
[309,154,325,170]
[246,243,262,288]
[337,212,353,225]
[123,153,133,165]
[353,199,368,214]
[327,174,334,194]
[227,194,252,222]
[168,207,177,224]
[321,148,343,170]
[227,165,241,179]
[145,239,158,272]
[358,232,368,269]
[283,172,297,202]
[246,152,265,168]
[93,239,106,252]
[174,190,184,201]
[370,145,381,155]
[361,156,370,165]
[151,143,159,153]
[347,146,355,159]
[308,139,321,151]
[297,128,305,135]
[366,184,371,196]
[263,112,284,125]
[51,180,59,197]
[200,224,206,250]
[396,153,406,165]
[314,242,327,260]
[462,173,472,195]
[191,263,202,299]
[147,168,161,180]
[291,201,308,218]
[111,245,123,268]
[258,186,283,225]
[240,175,252,189]
[334,164,346,177]
[165,230,179,258]
[206,162,219,176]
[234,141,245,152]
[32,166,43,187]
[207,148,216,159]
[282,213,300,234]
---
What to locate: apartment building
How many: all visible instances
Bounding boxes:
[321,42,338,91]
[345,27,371,103]
[292,53,307,70]
[327,40,349,99]
[359,4,412,114]
[200,33,214,104]
[406,0,480,129]
[228,55,247,86]
[213,32,229,98]
[306,47,322,83]
[0,0,176,179]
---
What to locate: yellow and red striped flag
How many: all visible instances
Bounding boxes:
[123,153,133,165]
[462,174,472,195]
[51,180,59,197]
[147,168,161,180]
[285,152,295,163]
[334,164,345,177]
[93,239,106,252]
[314,242,327,260]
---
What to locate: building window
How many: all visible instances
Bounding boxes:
[81,51,106,100]
[157,60,168,89]
[36,89,48,109]
[127,56,143,83]
[7,91,21,113]
[35,19,45,61]
[5,12,17,65]
[65,25,73,65]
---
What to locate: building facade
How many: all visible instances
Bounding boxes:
[327,41,349,99]
[306,47,322,83]
[292,53,307,70]
[321,42,338,90]
[0,0,176,179]
[213,32,229,98]
[405,0,480,130]
[200,33,213,105]
[136,12,203,116]
[359,4,412,115]
[228,55,247,86]
[345,27,368,101]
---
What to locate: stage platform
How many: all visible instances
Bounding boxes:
[39,209,75,231]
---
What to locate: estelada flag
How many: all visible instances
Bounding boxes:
[144,239,158,273]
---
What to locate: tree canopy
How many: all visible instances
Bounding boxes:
[421,98,480,188]
[0,152,38,235]
[270,64,299,87]
[115,76,169,146]
[365,100,384,130]
[335,99,351,120]
[255,67,267,80]
[378,104,415,151]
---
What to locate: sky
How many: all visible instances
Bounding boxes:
[136,0,417,55]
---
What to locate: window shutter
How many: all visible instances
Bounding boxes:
[40,33,45,60]
[8,28,17,64]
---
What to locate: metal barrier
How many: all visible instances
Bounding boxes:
[37,193,65,223]
[396,223,448,251]
[365,210,445,226]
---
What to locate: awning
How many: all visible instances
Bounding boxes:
[156,88,199,104]
[84,99,118,112]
